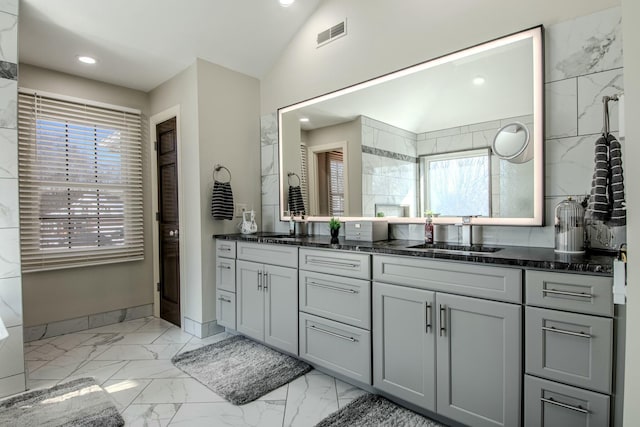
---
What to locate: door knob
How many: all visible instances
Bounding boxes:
[169,230,174,236]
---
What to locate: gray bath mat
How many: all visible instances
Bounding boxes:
[0,377,124,427]
[316,394,447,427]
[172,334,312,405]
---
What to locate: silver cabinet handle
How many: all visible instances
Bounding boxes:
[169,230,174,236]
[218,296,232,303]
[307,325,358,342]
[540,397,590,414]
[426,302,432,333]
[219,245,232,252]
[307,257,358,269]
[542,326,592,339]
[543,288,593,299]
[439,304,447,336]
[264,272,269,291]
[218,264,231,270]
[258,271,263,291]
[307,281,358,294]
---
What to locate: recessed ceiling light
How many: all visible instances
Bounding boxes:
[77,55,97,65]
[279,0,295,7]
[299,117,309,123]
[473,76,485,86]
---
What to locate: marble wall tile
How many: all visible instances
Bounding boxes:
[0,61,15,80]
[546,6,622,82]
[0,77,16,128]
[424,126,460,139]
[0,227,19,278]
[0,373,24,398]
[0,12,16,64]
[260,113,278,146]
[123,304,154,321]
[546,79,578,138]
[416,138,436,156]
[0,1,17,16]
[577,68,624,136]
[261,143,278,176]
[40,316,90,340]
[261,174,278,202]
[434,133,473,153]
[0,178,18,228]
[545,135,602,197]
[0,325,24,377]
[472,129,496,148]
[468,119,501,132]
[0,276,21,327]
[23,325,46,342]
[0,128,16,177]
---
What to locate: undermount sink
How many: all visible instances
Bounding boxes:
[407,243,502,255]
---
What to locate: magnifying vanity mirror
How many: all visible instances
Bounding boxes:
[278,26,544,226]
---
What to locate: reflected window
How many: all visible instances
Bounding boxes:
[420,148,490,217]
[327,150,344,216]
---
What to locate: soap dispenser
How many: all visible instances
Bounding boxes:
[424,214,434,244]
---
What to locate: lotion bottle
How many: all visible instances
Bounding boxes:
[424,214,434,244]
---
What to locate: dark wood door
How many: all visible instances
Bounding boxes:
[157,118,180,326]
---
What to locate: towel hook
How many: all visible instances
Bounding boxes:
[213,164,231,183]
[602,94,620,136]
[288,172,301,186]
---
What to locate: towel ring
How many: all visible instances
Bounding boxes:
[288,172,301,186]
[213,164,231,183]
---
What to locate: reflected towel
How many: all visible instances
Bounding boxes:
[288,185,305,215]
[211,180,234,220]
[609,135,626,225]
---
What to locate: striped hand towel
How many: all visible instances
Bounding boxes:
[211,180,234,220]
[608,134,626,225]
[288,185,306,215]
[587,133,626,225]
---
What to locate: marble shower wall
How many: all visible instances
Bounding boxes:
[361,116,418,217]
[261,7,625,248]
[0,0,24,399]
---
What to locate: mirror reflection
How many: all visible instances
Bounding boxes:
[279,27,543,225]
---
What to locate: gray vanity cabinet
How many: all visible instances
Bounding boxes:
[215,240,237,329]
[236,259,298,355]
[373,281,522,427]
[373,282,436,411]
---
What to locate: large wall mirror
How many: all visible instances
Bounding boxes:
[278,26,544,226]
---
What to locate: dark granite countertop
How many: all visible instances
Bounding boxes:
[214,232,615,276]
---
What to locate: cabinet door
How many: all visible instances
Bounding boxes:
[436,293,522,427]
[373,282,436,411]
[264,264,298,355]
[236,260,264,341]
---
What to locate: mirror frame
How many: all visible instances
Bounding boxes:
[278,26,544,226]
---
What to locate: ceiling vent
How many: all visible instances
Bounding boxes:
[317,19,347,47]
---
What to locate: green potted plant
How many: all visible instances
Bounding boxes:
[329,217,341,244]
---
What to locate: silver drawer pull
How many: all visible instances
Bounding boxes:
[307,281,358,294]
[308,325,358,342]
[217,297,232,303]
[218,264,231,270]
[219,245,232,252]
[307,258,358,269]
[540,397,590,414]
[542,326,592,339]
[542,288,594,299]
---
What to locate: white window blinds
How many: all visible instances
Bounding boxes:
[327,150,344,216]
[299,142,309,212]
[18,90,144,272]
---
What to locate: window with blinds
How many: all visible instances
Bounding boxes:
[18,91,144,272]
[327,150,344,216]
[299,142,309,212]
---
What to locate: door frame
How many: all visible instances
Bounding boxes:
[150,106,185,326]
[307,140,349,216]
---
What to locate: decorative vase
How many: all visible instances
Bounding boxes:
[330,228,340,244]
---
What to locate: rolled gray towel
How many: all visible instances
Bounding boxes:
[608,134,626,225]
[587,135,611,221]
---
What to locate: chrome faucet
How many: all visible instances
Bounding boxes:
[458,216,473,246]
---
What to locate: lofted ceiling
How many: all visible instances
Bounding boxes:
[18,0,323,92]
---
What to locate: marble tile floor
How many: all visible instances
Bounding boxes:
[20,316,367,426]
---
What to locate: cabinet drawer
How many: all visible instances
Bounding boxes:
[216,258,236,293]
[299,248,370,280]
[526,270,613,317]
[524,375,609,427]
[216,240,236,259]
[373,255,522,303]
[216,290,236,330]
[237,242,298,268]
[299,312,371,384]
[525,307,613,394]
[299,271,371,330]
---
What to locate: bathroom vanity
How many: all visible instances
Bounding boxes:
[214,234,622,427]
